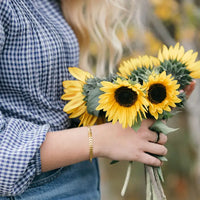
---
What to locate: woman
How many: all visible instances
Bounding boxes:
[0,0,194,199]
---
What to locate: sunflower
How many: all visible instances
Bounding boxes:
[117,55,160,79]
[96,78,148,128]
[143,71,181,119]
[158,43,200,79]
[61,67,98,126]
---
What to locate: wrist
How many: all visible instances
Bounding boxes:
[91,124,107,159]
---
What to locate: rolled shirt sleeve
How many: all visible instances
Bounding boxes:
[0,112,50,196]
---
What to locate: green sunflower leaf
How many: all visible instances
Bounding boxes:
[87,87,103,116]
[110,160,119,165]
[156,167,164,183]
[153,155,168,162]
[148,153,168,163]
[150,120,178,135]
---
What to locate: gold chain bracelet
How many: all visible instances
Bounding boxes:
[88,126,93,162]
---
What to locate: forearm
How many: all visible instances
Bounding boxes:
[40,126,93,172]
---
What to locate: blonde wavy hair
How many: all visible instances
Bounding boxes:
[61,0,135,76]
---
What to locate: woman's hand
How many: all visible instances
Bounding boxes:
[93,119,167,166]
[184,80,196,98]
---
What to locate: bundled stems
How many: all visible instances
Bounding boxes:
[145,165,167,200]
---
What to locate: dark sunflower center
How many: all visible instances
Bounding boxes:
[148,84,166,104]
[114,86,138,107]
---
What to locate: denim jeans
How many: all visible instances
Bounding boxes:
[0,159,100,200]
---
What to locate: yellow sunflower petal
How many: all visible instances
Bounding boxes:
[68,105,87,118]
[61,92,83,101]
[158,49,164,62]
[79,112,92,126]
[181,50,194,65]
[162,45,170,60]
[85,114,98,126]
[171,43,180,60]
[190,71,200,79]
[68,67,93,82]
[63,99,85,113]
[187,60,200,78]
[63,80,83,89]
[176,46,185,61]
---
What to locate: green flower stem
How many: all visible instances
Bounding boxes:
[121,161,132,197]
[153,168,167,200]
[145,166,152,200]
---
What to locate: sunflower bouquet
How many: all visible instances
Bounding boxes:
[61,43,200,200]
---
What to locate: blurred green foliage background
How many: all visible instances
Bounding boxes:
[98,0,200,199]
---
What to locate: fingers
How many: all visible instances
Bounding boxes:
[157,133,167,145]
[151,132,167,145]
[184,80,196,98]
[144,142,168,156]
[141,119,155,127]
[146,130,167,145]
[137,142,168,166]
[138,152,162,166]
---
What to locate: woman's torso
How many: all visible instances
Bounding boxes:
[0,0,79,131]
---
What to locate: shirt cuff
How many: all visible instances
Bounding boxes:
[34,124,50,176]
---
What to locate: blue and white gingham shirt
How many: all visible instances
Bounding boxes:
[0,0,79,196]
